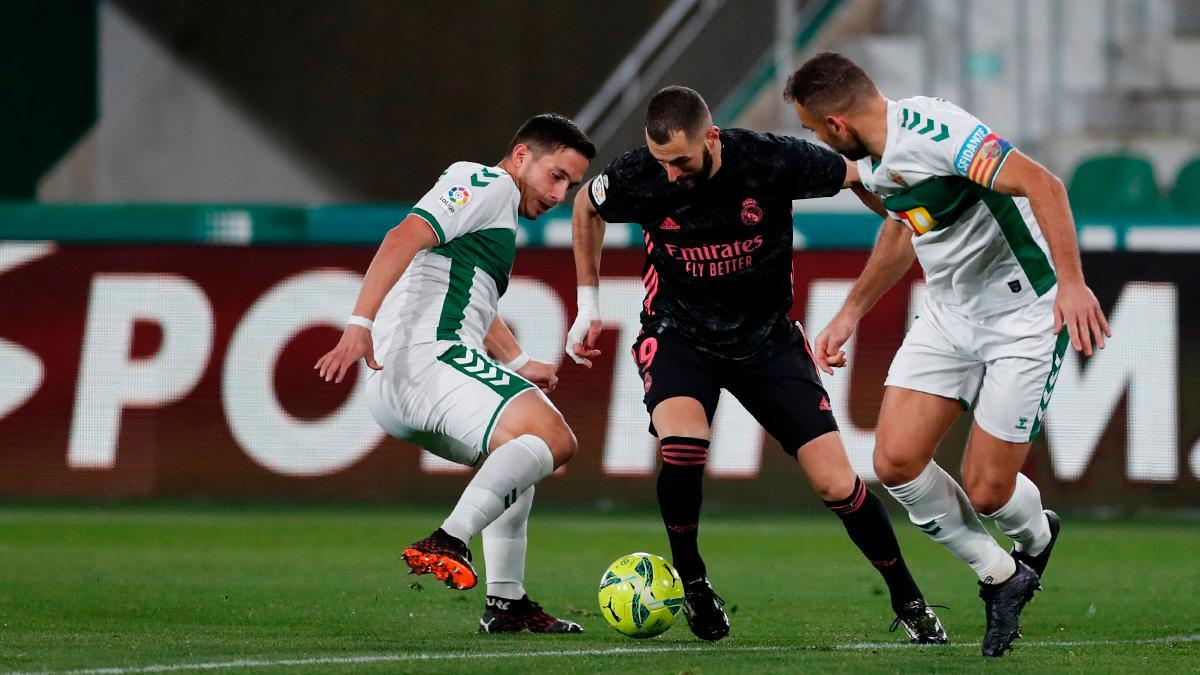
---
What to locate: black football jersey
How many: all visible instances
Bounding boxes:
[589,128,846,362]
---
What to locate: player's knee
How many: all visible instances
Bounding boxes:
[544,423,577,469]
[963,474,1013,515]
[873,441,921,487]
[812,473,857,502]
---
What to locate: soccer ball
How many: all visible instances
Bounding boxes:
[597,552,685,638]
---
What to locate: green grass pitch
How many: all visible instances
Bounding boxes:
[1,504,1197,673]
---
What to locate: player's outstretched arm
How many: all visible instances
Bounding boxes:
[485,317,558,394]
[842,160,887,218]
[991,151,1111,356]
[813,218,915,375]
[314,215,438,383]
[565,183,605,367]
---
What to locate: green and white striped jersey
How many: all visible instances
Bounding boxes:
[374,161,518,356]
[857,97,1057,318]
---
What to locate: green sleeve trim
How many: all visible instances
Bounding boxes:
[411,207,446,244]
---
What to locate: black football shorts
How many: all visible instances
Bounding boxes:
[631,322,839,455]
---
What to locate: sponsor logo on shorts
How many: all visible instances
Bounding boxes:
[437,185,471,214]
[1008,279,1022,293]
[1015,416,1029,430]
[591,174,609,205]
[818,396,832,411]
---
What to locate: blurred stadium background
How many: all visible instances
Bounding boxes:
[2,0,1195,509]
[1,1,1198,671]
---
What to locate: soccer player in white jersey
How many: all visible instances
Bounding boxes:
[315,114,594,634]
[785,53,1111,657]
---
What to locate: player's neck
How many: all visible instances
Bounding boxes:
[498,157,519,187]
[857,97,890,161]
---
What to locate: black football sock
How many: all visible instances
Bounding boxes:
[825,476,923,611]
[657,436,710,582]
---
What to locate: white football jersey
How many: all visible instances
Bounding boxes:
[373,161,519,356]
[857,97,1057,318]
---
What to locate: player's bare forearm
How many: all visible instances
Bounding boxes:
[851,183,887,218]
[841,218,915,321]
[572,184,606,287]
[353,214,439,318]
[484,316,523,364]
[991,151,1085,286]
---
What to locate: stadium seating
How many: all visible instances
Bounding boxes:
[1068,154,1162,216]
[1168,156,1200,215]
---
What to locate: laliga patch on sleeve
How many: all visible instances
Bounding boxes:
[953,124,989,176]
[437,185,472,215]
[590,174,609,206]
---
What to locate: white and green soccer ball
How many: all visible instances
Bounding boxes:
[597,552,685,638]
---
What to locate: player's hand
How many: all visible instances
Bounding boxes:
[812,314,856,376]
[517,359,559,395]
[314,325,381,383]
[565,286,603,368]
[1053,281,1110,357]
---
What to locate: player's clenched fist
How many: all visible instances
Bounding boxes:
[812,314,854,376]
[315,324,382,383]
[517,359,560,394]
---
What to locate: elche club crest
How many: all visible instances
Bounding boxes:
[740,198,763,226]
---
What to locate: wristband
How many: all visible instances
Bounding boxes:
[577,285,600,313]
[503,352,531,371]
[347,315,374,331]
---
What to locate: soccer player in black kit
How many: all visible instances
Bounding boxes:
[565,86,946,644]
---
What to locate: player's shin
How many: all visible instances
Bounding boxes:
[825,476,923,610]
[656,436,710,582]
[441,434,554,545]
[886,461,1016,584]
[984,473,1051,556]
[481,485,533,600]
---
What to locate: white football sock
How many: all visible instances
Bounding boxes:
[985,472,1051,556]
[482,486,534,600]
[887,461,1016,584]
[441,434,553,545]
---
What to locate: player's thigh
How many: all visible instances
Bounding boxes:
[874,386,965,484]
[633,331,719,440]
[423,342,548,461]
[973,297,1071,446]
[491,387,576,467]
[364,344,492,467]
[721,329,837,457]
[876,304,981,484]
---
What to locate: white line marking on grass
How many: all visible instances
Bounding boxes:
[833,633,1200,650]
[8,634,1199,675]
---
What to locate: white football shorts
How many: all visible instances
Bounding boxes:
[885,288,1069,443]
[365,340,536,466]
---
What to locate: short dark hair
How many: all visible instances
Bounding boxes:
[783,51,877,114]
[508,113,596,160]
[645,86,711,144]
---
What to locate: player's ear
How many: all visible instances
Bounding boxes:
[510,143,531,169]
[825,115,848,137]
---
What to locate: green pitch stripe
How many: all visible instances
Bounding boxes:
[1029,328,1070,441]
